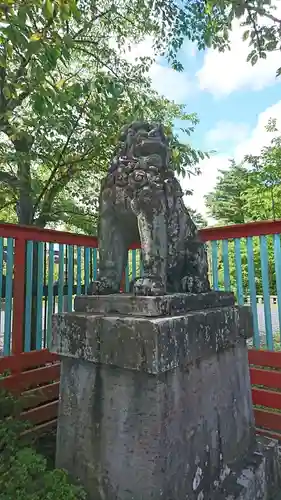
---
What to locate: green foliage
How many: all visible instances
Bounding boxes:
[243,126,281,221]
[205,161,250,225]
[206,128,281,225]
[0,0,208,230]
[175,0,281,76]
[0,386,86,500]
[186,206,207,228]
[205,125,281,296]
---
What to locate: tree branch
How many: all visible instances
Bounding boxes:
[7,89,30,111]
[0,171,19,189]
[72,6,116,40]
[245,4,264,56]
[248,5,281,25]
[33,92,92,216]
[75,46,122,79]
[0,199,15,212]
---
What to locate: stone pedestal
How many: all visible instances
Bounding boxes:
[51,292,281,499]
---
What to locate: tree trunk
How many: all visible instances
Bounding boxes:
[13,135,37,348]
[14,135,34,225]
[30,242,39,350]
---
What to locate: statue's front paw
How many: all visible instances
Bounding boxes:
[132,276,166,296]
[181,276,210,294]
[181,276,194,293]
[87,279,119,295]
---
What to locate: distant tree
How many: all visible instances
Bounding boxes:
[244,126,281,221]
[204,161,249,225]
[186,206,208,228]
[204,125,281,297]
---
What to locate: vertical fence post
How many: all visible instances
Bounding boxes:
[260,235,274,350]
[24,241,33,352]
[222,239,231,290]
[4,238,14,356]
[12,237,26,356]
[211,240,219,290]
[234,238,244,305]
[246,237,260,348]
[274,234,281,347]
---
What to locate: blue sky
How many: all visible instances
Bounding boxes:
[132,10,281,223]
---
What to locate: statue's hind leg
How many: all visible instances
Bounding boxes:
[130,193,168,296]
[95,199,128,294]
[98,221,128,294]
[181,240,211,293]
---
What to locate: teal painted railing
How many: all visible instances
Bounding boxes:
[1,220,281,356]
[202,220,281,351]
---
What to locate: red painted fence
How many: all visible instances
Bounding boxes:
[0,223,98,434]
[0,220,281,439]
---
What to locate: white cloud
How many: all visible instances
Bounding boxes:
[183,155,231,219]
[182,39,198,59]
[124,36,154,62]
[149,64,192,102]
[235,100,281,159]
[182,100,281,221]
[205,121,250,147]
[125,36,192,103]
[197,4,281,97]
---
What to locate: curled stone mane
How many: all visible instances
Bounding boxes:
[92,120,210,296]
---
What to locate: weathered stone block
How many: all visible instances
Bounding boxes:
[52,293,278,499]
[74,291,235,317]
[52,304,252,374]
[54,346,256,499]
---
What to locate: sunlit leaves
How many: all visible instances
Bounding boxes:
[182,0,281,76]
[0,0,207,229]
[205,161,250,225]
[205,126,281,225]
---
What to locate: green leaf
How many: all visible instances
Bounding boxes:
[27,40,41,55]
[33,94,45,114]
[242,30,250,41]
[6,42,13,57]
[251,54,258,65]
[43,0,54,20]
[30,33,42,41]
[64,34,74,48]
[59,2,70,21]
[56,79,65,89]
[69,0,81,20]
[2,86,10,99]
[204,1,212,15]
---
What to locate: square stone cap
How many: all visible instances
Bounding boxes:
[52,304,253,374]
[74,291,235,317]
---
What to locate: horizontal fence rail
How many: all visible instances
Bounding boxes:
[0,219,281,436]
[249,350,281,440]
[0,349,59,435]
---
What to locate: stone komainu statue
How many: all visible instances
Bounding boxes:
[95,121,210,296]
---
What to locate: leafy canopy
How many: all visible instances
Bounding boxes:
[168,0,281,75]
[205,122,281,225]
[0,0,208,229]
[205,161,250,225]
